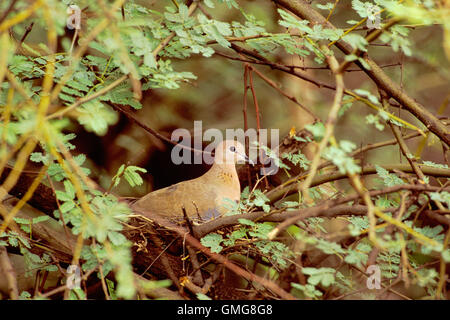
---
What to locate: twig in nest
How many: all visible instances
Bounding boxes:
[182,206,204,286]
[134,209,297,300]
[0,246,19,299]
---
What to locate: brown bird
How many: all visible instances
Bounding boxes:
[131,140,251,221]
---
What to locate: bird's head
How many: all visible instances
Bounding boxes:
[214,140,253,165]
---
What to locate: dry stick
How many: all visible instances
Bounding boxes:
[216,50,401,73]
[267,163,450,204]
[242,64,253,189]
[0,0,19,24]
[0,0,43,33]
[150,233,182,291]
[140,236,178,277]
[91,239,110,300]
[272,0,449,147]
[336,18,401,74]
[236,185,450,242]
[299,49,344,204]
[267,205,397,241]
[383,93,426,181]
[136,211,296,300]
[230,43,336,90]
[248,65,318,121]
[196,183,442,237]
[182,207,204,286]
[346,63,401,72]
[366,192,411,285]
[347,173,380,247]
[229,44,420,133]
[216,50,326,70]
[0,245,19,299]
[108,103,211,157]
[38,268,97,299]
[19,22,34,47]
[390,123,427,181]
[98,263,110,300]
[248,68,270,189]
[424,210,450,226]
[265,128,433,203]
[382,94,447,212]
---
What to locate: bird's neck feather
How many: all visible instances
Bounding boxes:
[207,161,239,182]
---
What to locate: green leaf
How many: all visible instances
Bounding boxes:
[123,165,147,187]
[223,228,248,246]
[291,283,323,299]
[282,151,310,170]
[375,165,405,187]
[315,3,334,11]
[422,161,449,169]
[203,0,215,8]
[238,218,256,227]
[196,293,212,300]
[429,192,450,208]
[352,0,373,18]
[442,249,450,263]
[323,142,361,175]
[69,288,86,300]
[345,245,369,268]
[77,100,119,136]
[13,217,31,225]
[305,122,325,141]
[200,233,224,253]
[32,216,50,224]
[302,267,336,287]
[30,152,50,165]
[278,9,313,34]
[55,190,73,202]
[60,201,75,213]
[316,239,345,255]
[106,279,118,300]
[354,89,380,105]
[343,33,368,51]
[366,114,385,131]
[108,231,128,246]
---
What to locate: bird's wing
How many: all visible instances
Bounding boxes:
[131,177,221,219]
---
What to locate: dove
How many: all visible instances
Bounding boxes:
[132,140,251,221]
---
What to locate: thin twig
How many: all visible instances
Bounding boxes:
[248,65,318,121]
[299,48,344,203]
[0,246,19,299]
[0,0,19,24]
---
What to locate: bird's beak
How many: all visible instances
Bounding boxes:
[236,152,254,165]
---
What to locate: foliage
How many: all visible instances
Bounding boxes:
[0,0,449,301]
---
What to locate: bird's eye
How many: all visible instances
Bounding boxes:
[229,146,236,152]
